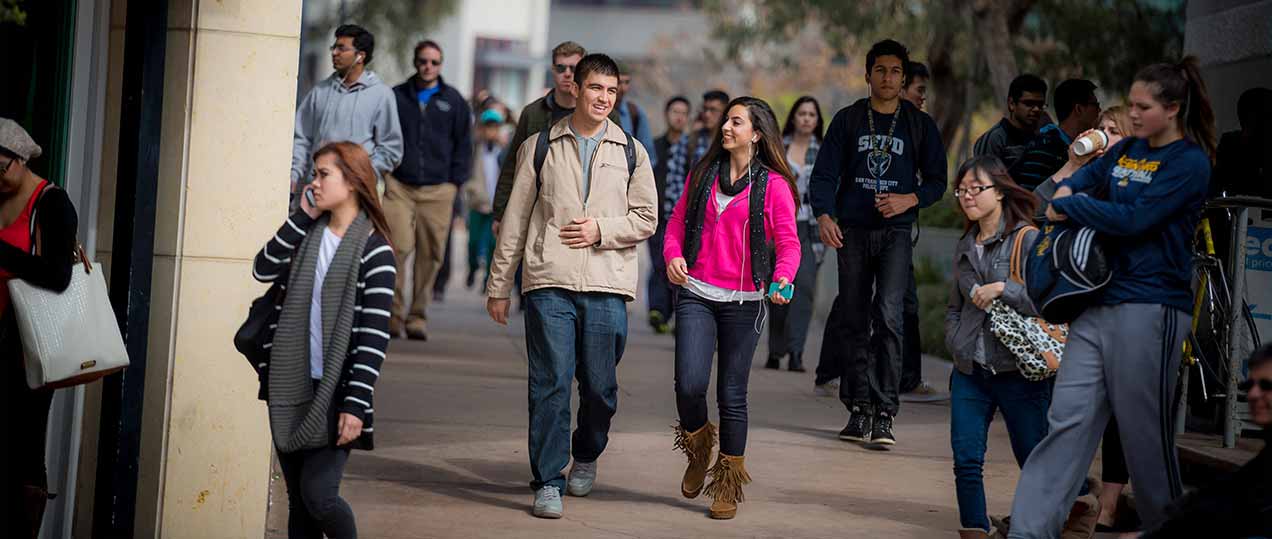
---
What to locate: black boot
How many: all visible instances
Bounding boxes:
[788,351,806,372]
[764,354,781,369]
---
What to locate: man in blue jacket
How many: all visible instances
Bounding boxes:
[809,39,946,448]
[385,39,473,340]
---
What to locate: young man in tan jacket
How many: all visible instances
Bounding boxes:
[485,53,657,519]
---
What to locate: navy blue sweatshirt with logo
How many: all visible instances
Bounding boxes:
[1052,138,1210,312]
[809,99,947,229]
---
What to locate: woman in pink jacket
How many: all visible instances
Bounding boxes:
[665,96,801,520]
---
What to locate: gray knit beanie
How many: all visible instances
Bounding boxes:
[0,118,42,161]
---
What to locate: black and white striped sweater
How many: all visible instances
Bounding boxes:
[252,210,396,451]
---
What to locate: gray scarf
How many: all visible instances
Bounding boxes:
[268,212,372,452]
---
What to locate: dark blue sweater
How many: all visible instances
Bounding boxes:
[809,99,947,229]
[1052,138,1210,312]
[392,76,472,186]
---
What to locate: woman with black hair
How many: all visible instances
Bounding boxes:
[1007,57,1217,537]
[765,96,825,372]
[664,97,801,520]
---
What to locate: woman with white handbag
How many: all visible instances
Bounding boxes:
[944,155,1095,538]
[0,119,80,537]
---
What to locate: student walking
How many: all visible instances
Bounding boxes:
[943,155,1046,539]
[463,108,507,290]
[485,54,657,520]
[647,96,692,334]
[664,97,801,520]
[1007,58,1217,538]
[766,95,824,372]
[0,119,80,537]
[252,142,397,539]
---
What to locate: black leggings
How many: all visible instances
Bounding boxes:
[1102,418,1130,484]
[3,345,55,536]
[277,446,356,539]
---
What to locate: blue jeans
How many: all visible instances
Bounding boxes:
[674,290,762,456]
[524,288,627,491]
[647,220,675,319]
[950,366,1052,531]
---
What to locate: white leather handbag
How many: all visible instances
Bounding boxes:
[9,246,129,389]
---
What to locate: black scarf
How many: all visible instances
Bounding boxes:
[682,159,775,291]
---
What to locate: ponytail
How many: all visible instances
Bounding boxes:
[1134,57,1217,162]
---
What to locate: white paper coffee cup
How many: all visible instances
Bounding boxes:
[1074,130,1109,156]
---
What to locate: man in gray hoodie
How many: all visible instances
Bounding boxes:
[291,24,403,198]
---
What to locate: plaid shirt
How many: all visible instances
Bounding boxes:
[662,129,712,217]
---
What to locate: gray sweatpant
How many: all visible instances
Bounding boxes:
[1008,303,1189,538]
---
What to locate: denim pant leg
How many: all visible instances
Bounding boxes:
[571,293,626,464]
[950,368,997,531]
[837,229,875,411]
[714,300,762,456]
[993,372,1053,469]
[815,296,846,386]
[869,226,913,415]
[783,223,820,357]
[647,222,674,318]
[524,289,578,491]
[278,447,356,539]
[900,266,923,392]
[674,292,717,433]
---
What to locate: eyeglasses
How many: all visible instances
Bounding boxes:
[415,58,442,67]
[0,159,11,175]
[330,45,355,54]
[954,185,996,198]
[552,63,576,74]
[1238,378,1272,392]
[1016,99,1047,110]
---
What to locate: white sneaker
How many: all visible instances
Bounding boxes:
[533,485,563,519]
[567,460,597,497]
[814,379,840,397]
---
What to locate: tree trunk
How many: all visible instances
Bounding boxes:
[927,0,967,147]
[973,0,1020,106]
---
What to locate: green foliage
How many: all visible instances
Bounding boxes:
[0,0,27,26]
[915,255,953,361]
[308,0,459,63]
[918,193,965,230]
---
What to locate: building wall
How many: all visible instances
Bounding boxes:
[1185,0,1272,132]
[81,0,302,536]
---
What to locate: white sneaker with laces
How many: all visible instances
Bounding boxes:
[533,485,563,519]
[567,460,597,497]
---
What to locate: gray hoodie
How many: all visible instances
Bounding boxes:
[291,71,403,185]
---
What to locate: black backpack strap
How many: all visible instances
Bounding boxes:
[624,131,637,180]
[533,128,552,192]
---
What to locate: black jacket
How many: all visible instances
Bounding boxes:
[391,76,473,187]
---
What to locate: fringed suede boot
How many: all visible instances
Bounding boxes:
[704,454,751,520]
[672,422,717,498]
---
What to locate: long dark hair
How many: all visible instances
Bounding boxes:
[781,95,824,143]
[687,97,798,206]
[312,142,394,242]
[953,155,1039,234]
[1134,57,1217,161]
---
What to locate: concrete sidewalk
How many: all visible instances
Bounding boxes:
[260,277,1078,539]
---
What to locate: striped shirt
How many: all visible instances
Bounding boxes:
[252,211,396,451]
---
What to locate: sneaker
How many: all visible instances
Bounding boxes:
[814,379,840,398]
[532,485,563,519]
[566,460,597,497]
[871,411,896,445]
[764,355,781,369]
[900,380,950,403]
[649,311,671,334]
[1061,493,1100,539]
[838,407,872,442]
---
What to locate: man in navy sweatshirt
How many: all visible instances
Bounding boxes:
[385,39,473,341]
[809,39,946,448]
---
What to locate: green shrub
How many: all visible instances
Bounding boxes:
[918,194,965,230]
[914,255,952,361]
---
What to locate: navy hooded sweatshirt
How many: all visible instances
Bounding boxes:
[392,76,473,187]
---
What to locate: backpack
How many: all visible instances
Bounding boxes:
[988,225,1068,381]
[532,126,637,191]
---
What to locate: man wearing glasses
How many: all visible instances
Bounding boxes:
[491,41,621,230]
[1008,78,1101,191]
[384,40,473,340]
[974,74,1048,171]
[290,24,402,205]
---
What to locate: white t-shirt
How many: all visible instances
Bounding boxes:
[309,227,343,379]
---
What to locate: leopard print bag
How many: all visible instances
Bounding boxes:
[988,226,1068,382]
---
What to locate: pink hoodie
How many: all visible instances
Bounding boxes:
[664,170,802,292]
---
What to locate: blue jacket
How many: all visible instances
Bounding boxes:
[1052,138,1210,312]
[391,76,472,187]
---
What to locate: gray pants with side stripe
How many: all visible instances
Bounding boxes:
[1008,303,1189,538]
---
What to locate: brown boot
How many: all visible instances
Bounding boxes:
[1061,493,1101,539]
[672,422,716,498]
[704,454,750,520]
[405,318,429,341]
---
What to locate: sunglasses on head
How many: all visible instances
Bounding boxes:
[1239,378,1272,392]
[415,58,442,67]
[552,63,576,74]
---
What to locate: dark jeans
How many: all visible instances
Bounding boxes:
[674,290,762,456]
[2,341,54,536]
[277,445,356,539]
[769,222,820,359]
[834,225,913,416]
[900,267,922,392]
[950,366,1052,531]
[524,288,626,491]
[815,295,848,386]
[647,220,674,319]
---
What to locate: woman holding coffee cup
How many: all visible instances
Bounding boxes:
[1033,105,1133,220]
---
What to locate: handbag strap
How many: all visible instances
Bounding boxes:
[27,183,91,274]
[1009,225,1039,285]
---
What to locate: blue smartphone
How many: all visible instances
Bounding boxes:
[767,282,794,300]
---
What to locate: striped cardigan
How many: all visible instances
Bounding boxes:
[252,210,396,451]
